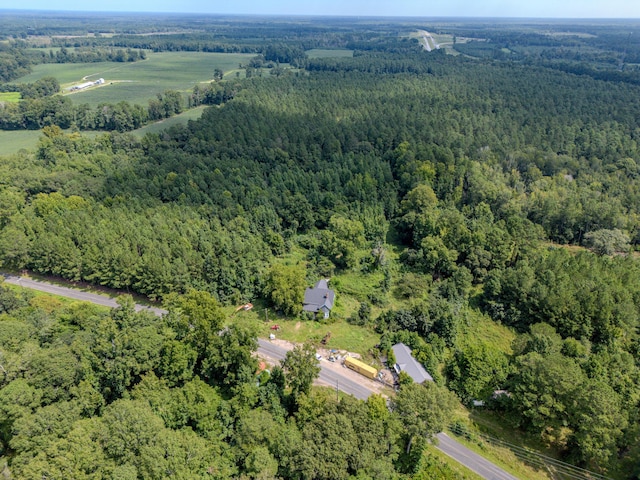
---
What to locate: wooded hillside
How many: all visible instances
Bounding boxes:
[1,14,640,478]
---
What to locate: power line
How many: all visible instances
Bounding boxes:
[448,423,613,480]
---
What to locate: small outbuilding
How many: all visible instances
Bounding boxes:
[302,279,335,319]
[392,342,433,384]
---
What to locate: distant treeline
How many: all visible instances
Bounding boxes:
[57,34,259,54]
[0,46,31,83]
[0,44,145,83]
[34,46,147,64]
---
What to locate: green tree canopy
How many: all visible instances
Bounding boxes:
[263,263,306,316]
[281,342,320,399]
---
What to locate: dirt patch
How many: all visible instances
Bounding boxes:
[270,338,296,350]
[258,338,391,396]
[294,321,301,331]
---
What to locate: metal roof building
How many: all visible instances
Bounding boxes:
[302,279,335,319]
[392,342,433,384]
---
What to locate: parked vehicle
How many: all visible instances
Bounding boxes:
[343,356,377,379]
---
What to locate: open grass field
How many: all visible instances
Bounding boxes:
[12,61,119,85]
[306,48,354,58]
[11,51,255,107]
[0,130,46,155]
[0,106,206,155]
[0,129,102,157]
[0,92,21,102]
[130,105,208,137]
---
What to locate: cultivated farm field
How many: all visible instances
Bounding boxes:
[11,51,255,107]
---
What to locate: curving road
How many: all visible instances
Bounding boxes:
[259,338,518,479]
[2,274,167,316]
[2,273,519,480]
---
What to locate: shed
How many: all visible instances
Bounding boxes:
[392,342,433,384]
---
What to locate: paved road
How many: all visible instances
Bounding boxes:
[2,274,167,316]
[258,338,381,400]
[437,433,518,480]
[260,338,518,479]
[3,273,519,480]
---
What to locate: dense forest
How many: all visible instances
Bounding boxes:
[1,12,640,479]
[0,285,463,479]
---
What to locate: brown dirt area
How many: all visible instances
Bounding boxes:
[260,338,392,396]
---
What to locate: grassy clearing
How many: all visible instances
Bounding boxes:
[11,61,118,85]
[433,33,455,45]
[223,298,382,358]
[306,49,354,58]
[0,130,43,155]
[0,92,21,102]
[330,270,383,304]
[258,313,380,357]
[458,308,516,354]
[11,52,254,107]
[131,105,207,137]
[0,129,102,157]
[543,31,597,39]
[469,410,558,459]
[5,283,77,307]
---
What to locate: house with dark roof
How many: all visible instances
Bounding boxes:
[302,279,335,319]
[392,342,433,384]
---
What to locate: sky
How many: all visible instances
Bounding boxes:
[3,0,640,18]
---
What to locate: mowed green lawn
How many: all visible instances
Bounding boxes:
[12,51,254,107]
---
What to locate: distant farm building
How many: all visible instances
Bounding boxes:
[303,279,335,319]
[392,343,433,384]
[69,78,105,91]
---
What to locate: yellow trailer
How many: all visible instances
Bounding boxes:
[344,356,378,380]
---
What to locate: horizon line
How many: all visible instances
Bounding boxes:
[2,9,640,21]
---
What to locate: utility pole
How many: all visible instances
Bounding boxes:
[265,308,268,323]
